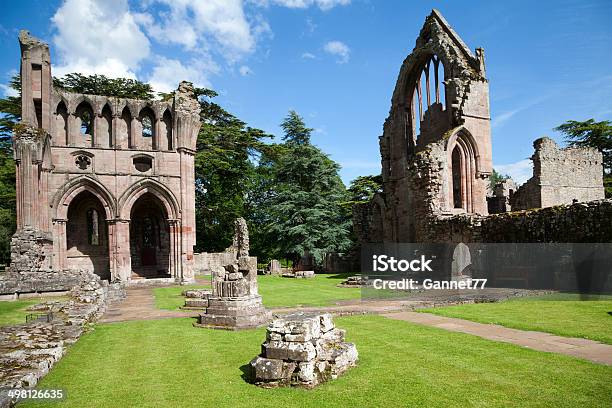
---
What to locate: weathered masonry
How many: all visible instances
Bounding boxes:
[353,10,608,245]
[10,31,201,285]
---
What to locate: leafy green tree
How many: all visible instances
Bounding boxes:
[194,88,272,252]
[261,111,352,264]
[53,73,154,100]
[347,175,383,203]
[555,119,612,197]
[489,168,509,190]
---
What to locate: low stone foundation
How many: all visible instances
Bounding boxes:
[338,276,369,287]
[250,312,358,388]
[282,270,315,279]
[0,272,122,408]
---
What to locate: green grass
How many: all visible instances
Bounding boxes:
[420,293,612,344]
[153,273,361,310]
[258,274,361,308]
[0,298,66,327]
[24,315,611,408]
[153,283,211,310]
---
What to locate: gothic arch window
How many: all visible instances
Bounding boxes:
[75,101,94,141]
[162,109,173,150]
[411,55,446,140]
[451,146,463,209]
[87,208,100,245]
[55,101,68,145]
[449,132,477,213]
[101,104,113,147]
[121,107,132,148]
[139,107,156,150]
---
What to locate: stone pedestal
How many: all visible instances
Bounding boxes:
[194,218,271,330]
[195,295,270,329]
[250,312,358,388]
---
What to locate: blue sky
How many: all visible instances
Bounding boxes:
[1,0,610,185]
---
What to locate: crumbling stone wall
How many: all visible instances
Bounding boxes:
[511,137,604,210]
[419,199,612,243]
[369,9,493,243]
[487,179,517,214]
[0,271,123,407]
[352,10,609,247]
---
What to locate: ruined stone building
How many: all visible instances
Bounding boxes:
[8,31,201,287]
[353,10,608,245]
[509,137,604,211]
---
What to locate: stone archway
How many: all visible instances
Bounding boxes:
[129,192,171,279]
[65,190,110,280]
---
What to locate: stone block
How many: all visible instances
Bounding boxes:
[250,313,358,388]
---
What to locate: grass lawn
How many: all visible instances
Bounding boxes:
[24,315,611,408]
[153,273,361,310]
[0,298,65,327]
[153,283,211,310]
[420,293,612,344]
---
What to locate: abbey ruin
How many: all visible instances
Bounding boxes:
[2,31,201,295]
[353,10,609,245]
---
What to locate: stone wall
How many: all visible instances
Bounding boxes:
[419,199,612,243]
[511,137,604,210]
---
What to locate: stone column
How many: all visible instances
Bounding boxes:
[93,113,100,147]
[106,220,115,281]
[68,113,77,146]
[154,118,161,150]
[111,114,120,148]
[130,117,138,149]
[114,220,132,282]
[52,218,67,271]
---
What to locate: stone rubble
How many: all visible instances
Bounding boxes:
[181,289,212,309]
[0,271,122,408]
[338,276,369,287]
[282,270,315,279]
[250,312,358,388]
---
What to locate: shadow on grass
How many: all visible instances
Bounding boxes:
[239,363,253,383]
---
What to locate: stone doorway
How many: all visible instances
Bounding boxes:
[129,193,170,279]
[66,190,110,280]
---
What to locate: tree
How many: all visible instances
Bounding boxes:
[193,88,272,253]
[489,169,509,190]
[347,175,383,203]
[53,73,154,100]
[281,110,313,146]
[555,119,612,197]
[261,111,352,264]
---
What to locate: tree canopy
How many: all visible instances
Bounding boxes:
[257,111,352,263]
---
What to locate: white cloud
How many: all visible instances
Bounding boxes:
[147,57,216,93]
[495,159,533,185]
[323,40,350,63]
[492,96,549,129]
[250,0,351,11]
[301,52,316,59]
[0,83,18,98]
[51,0,150,78]
[239,65,253,76]
[142,0,257,62]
